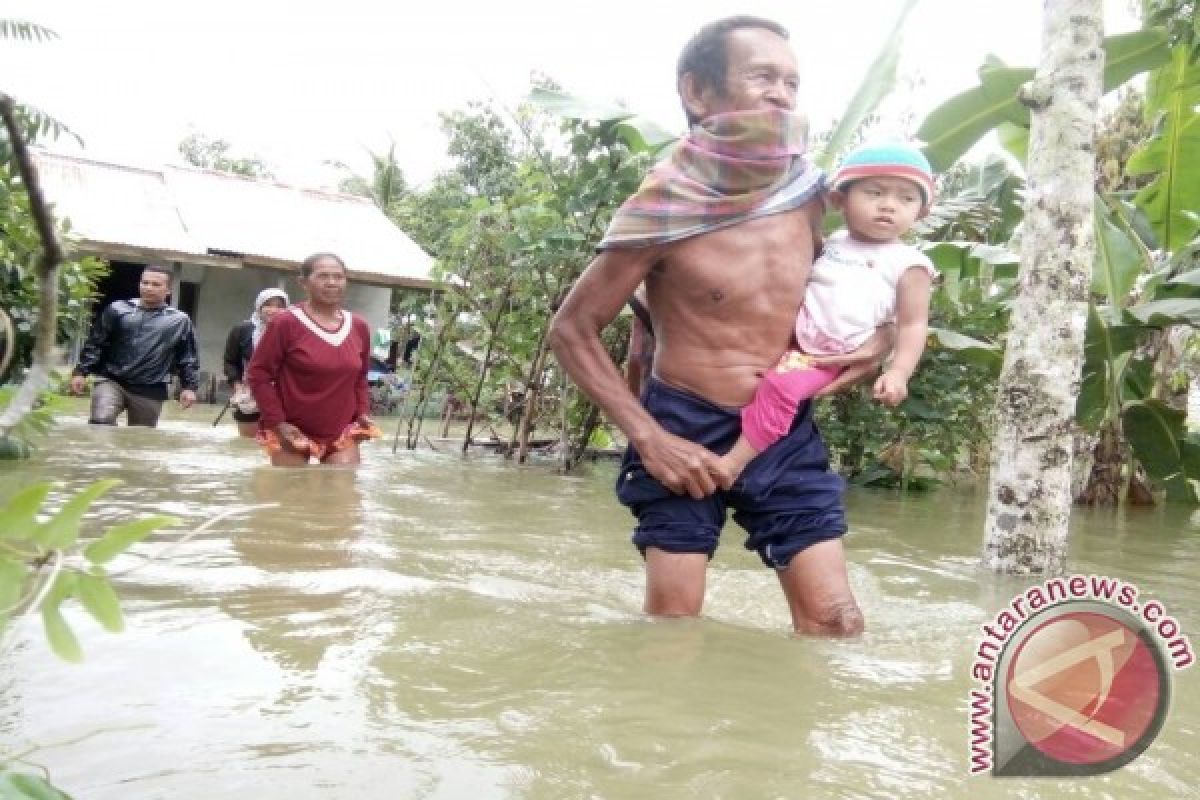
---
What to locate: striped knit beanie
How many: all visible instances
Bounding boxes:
[832,141,935,210]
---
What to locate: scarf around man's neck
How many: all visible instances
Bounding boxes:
[598,109,825,250]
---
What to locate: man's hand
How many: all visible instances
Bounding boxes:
[638,428,731,499]
[68,374,87,395]
[873,369,909,407]
[179,389,196,409]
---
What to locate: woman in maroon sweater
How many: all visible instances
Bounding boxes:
[246,253,378,466]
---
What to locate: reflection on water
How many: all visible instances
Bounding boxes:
[1,408,1198,798]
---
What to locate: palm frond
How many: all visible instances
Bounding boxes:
[0,19,59,42]
[0,98,82,150]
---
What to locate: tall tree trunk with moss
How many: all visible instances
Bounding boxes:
[982,2,1104,574]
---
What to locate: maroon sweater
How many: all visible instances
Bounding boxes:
[246,305,370,441]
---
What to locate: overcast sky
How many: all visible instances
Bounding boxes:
[2,0,1139,191]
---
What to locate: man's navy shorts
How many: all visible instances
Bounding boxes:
[616,377,847,569]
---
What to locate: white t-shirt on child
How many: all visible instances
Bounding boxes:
[795,229,937,356]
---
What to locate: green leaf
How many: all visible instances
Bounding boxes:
[1076,304,1140,431]
[0,483,50,541]
[927,327,1002,369]
[1092,199,1146,305]
[527,87,634,123]
[923,241,971,274]
[613,117,677,153]
[40,573,82,663]
[1182,437,1200,480]
[1161,474,1197,503]
[83,514,178,564]
[0,557,27,619]
[1126,46,1200,251]
[816,0,919,170]
[1168,267,1200,288]
[918,30,1167,173]
[1122,399,1187,483]
[1121,356,1155,403]
[1101,29,1171,92]
[918,62,1034,172]
[0,771,75,800]
[42,603,84,664]
[1126,297,1200,327]
[33,479,121,550]
[75,572,123,632]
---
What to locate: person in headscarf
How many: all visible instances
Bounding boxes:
[246,253,380,466]
[223,287,289,437]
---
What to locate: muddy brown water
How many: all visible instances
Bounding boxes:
[1,407,1197,798]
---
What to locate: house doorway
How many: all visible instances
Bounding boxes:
[92,260,144,319]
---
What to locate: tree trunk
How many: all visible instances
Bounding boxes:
[513,328,552,463]
[1070,429,1098,502]
[399,316,455,451]
[982,2,1104,574]
[0,95,64,436]
[1153,326,1190,411]
[567,402,602,472]
[565,326,631,471]
[462,282,514,454]
[1076,422,1123,506]
[558,378,573,473]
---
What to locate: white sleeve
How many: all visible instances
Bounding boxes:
[889,243,938,283]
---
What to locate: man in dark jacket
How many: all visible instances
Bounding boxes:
[69,265,200,427]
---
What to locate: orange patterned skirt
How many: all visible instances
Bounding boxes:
[257,420,382,462]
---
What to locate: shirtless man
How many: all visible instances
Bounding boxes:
[550,16,880,635]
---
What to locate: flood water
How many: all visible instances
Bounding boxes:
[2,406,1198,799]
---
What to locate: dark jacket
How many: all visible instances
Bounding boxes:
[74,299,200,391]
[223,320,254,384]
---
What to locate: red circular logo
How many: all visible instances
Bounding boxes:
[1005,611,1161,765]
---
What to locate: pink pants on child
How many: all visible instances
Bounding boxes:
[740,354,842,452]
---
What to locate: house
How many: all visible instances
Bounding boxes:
[32,150,434,397]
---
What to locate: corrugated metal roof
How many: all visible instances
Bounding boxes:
[32,150,434,288]
[34,153,202,257]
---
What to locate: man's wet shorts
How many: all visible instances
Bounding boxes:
[616,376,846,569]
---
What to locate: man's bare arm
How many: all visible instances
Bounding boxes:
[550,249,728,498]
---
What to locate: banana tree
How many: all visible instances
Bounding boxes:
[1075,35,1200,504]
[917,16,1199,506]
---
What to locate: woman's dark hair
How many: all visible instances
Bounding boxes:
[676,16,790,125]
[299,252,347,279]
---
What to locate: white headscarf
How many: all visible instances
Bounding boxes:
[251,288,289,347]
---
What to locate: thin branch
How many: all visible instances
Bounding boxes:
[0,93,64,436]
[9,549,62,630]
[0,307,15,380]
[5,723,154,763]
[108,503,279,577]
[0,570,45,616]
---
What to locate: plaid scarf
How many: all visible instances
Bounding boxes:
[599,109,825,250]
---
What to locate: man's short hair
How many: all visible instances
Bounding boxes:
[142,264,173,279]
[677,16,790,125]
